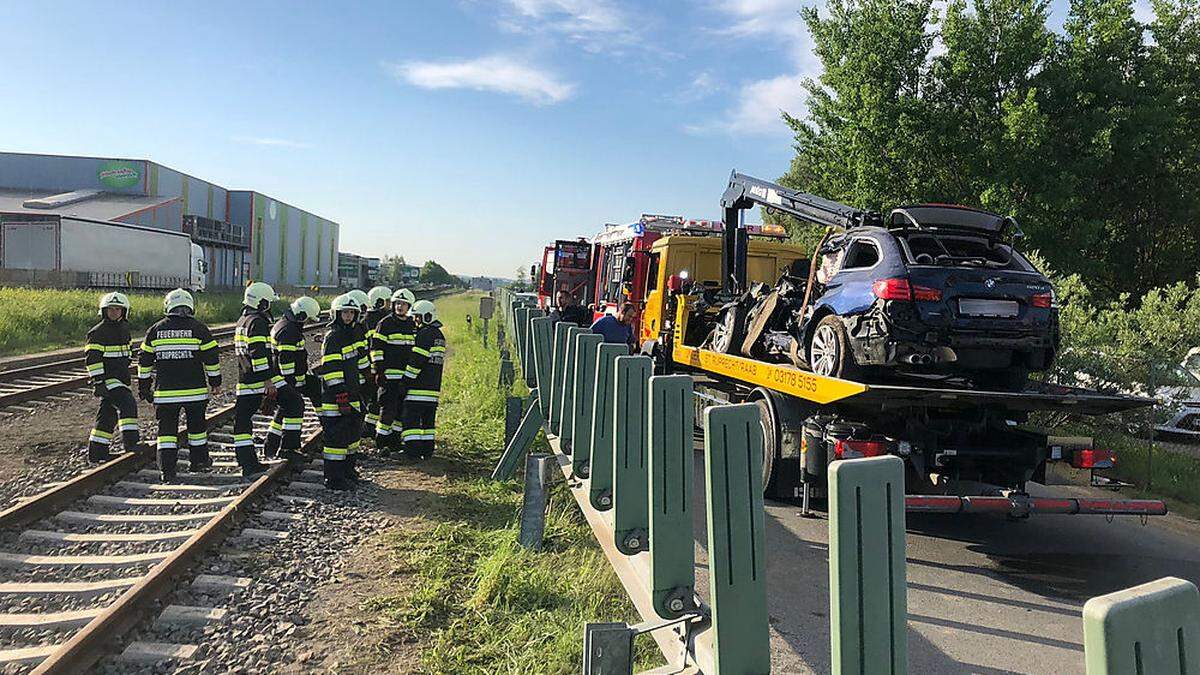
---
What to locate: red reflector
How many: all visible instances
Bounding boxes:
[1031,292,1054,308]
[834,439,889,459]
[912,285,942,302]
[872,278,912,301]
[1071,448,1115,469]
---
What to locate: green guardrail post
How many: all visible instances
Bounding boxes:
[571,334,604,478]
[1083,576,1199,674]
[649,374,698,619]
[704,403,771,674]
[828,455,907,675]
[524,308,544,388]
[588,344,626,511]
[491,389,545,481]
[558,326,587,454]
[513,306,530,371]
[548,322,572,434]
[613,355,652,555]
[530,317,554,418]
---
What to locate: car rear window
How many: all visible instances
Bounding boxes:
[897,232,1033,271]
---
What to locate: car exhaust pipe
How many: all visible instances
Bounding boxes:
[904,353,934,365]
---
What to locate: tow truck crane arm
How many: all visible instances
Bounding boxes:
[719,171,881,294]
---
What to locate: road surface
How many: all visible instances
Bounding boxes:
[688,459,1200,674]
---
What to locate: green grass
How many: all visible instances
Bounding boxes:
[0,287,345,357]
[365,292,659,674]
[1091,428,1200,517]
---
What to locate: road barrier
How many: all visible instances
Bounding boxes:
[492,290,1195,675]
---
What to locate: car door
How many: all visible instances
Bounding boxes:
[822,236,883,315]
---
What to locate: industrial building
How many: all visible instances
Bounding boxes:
[0,151,340,290]
[337,252,380,289]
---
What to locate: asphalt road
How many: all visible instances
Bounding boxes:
[688,459,1200,674]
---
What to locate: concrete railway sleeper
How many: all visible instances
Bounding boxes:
[0,401,325,673]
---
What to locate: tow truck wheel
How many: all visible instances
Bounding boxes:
[754,398,779,497]
[808,315,859,379]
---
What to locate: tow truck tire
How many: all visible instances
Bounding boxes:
[755,398,779,497]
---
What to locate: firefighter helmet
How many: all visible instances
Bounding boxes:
[392,288,416,306]
[411,300,437,324]
[243,281,279,310]
[164,288,195,315]
[98,291,131,318]
[346,289,370,313]
[290,296,321,322]
[367,286,393,309]
[331,293,359,315]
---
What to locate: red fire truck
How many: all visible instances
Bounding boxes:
[534,239,594,311]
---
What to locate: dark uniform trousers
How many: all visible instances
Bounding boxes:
[263,385,305,457]
[157,401,210,475]
[401,402,437,458]
[375,380,405,447]
[88,388,140,460]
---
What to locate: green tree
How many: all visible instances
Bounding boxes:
[379,254,408,287]
[419,260,460,287]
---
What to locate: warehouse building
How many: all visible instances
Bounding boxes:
[0,151,340,290]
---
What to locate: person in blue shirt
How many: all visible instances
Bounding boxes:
[591,302,637,352]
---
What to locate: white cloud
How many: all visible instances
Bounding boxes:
[708,0,808,43]
[500,0,638,51]
[385,55,575,105]
[685,73,804,136]
[676,70,723,103]
[232,136,312,149]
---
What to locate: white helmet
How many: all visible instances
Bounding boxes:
[98,291,131,318]
[367,286,393,309]
[331,293,360,316]
[392,288,416,306]
[346,289,370,318]
[244,281,279,310]
[164,288,195,315]
[290,296,320,322]
[411,300,437,323]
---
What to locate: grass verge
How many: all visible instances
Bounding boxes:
[364,292,661,674]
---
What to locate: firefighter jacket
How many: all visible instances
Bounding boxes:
[364,309,388,343]
[138,315,221,403]
[318,320,363,413]
[352,321,371,382]
[270,311,309,385]
[370,313,416,380]
[85,319,134,390]
[405,321,445,403]
[235,307,284,395]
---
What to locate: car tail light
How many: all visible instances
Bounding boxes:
[872,278,912,301]
[833,439,889,459]
[1031,292,1054,308]
[1071,448,1115,469]
[912,285,942,302]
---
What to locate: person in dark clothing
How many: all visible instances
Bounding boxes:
[548,290,591,327]
[265,296,320,462]
[361,286,392,438]
[370,288,416,451]
[590,301,637,351]
[400,300,445,459]
[233,282,288,476]
[318,294,365,489]
[138,289,221,482]
[85,292,143,462]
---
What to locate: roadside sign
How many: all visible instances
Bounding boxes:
[479,296,495,319]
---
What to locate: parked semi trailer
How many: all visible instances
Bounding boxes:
[0,216,206,291]
[628,172,1166,518]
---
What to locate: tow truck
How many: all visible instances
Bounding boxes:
[534,239,594,311]
[588,213,796,343]
[644,172,1167,518]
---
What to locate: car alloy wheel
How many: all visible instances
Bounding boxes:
[810,323,839,376]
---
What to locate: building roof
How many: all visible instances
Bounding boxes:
[0,188,177,221]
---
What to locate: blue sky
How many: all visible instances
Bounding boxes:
[0,1,1149,278]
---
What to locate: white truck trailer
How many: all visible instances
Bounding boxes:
[0,216,206,292]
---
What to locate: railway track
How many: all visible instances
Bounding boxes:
[0,402,325,673]
[0,320,324,414]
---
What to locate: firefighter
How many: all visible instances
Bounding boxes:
[370,288,416,452]
[138,289,221,482]
[232,281,287,476]
[362,286,392,437]
[401,299,445,459]
[318,294,364,489]
[85,292,142,462]
[265,296,321,462]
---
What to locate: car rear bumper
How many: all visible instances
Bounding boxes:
[842,311,1057,369]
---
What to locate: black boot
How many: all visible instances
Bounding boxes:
[236,445,268,478]
[188,445,213,473]
[346,454,362,483]
[158,447,179,484]
[262,433,282,459]
[323,459,352,491]
[87,445,112,464]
